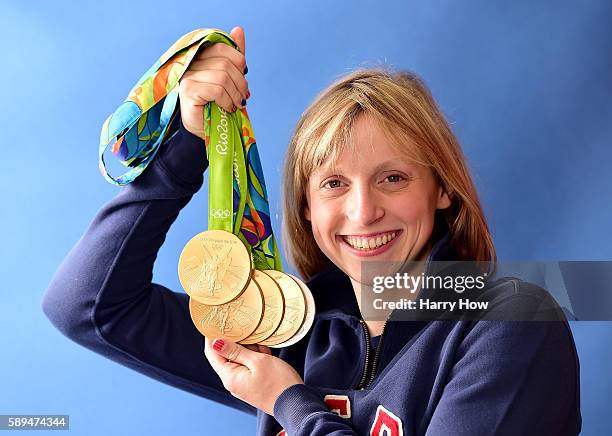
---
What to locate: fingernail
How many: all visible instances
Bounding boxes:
[246,90,251,99]
[241,99,246,107]
[243,65,248,75]
[213,339,225,352]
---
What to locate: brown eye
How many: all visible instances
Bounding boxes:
[324,179,343,189]
[385,174,405,183]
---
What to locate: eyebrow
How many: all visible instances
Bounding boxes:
[371,159,414,172]
[314,158,414,180]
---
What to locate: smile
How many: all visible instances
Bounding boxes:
[340,230,399,251]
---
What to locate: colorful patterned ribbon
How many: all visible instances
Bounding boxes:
[99,28,282,271]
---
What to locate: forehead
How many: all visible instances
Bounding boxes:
[313,113,424,173]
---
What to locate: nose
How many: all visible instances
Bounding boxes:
[345,182,384,226]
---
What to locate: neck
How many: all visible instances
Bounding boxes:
[349,242,434,333]
[350,278,390,337]
[350,278,381,315]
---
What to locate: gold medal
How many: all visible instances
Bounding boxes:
[259,270,306,347]
[239,270,285,345]
[189,276,264,342]
[271,273,316,348]
[178,229,252,305]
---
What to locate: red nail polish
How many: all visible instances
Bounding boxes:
[246,90,251,99]
[212,339,224,352]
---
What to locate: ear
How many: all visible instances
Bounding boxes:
[303,189,312,221]
[304,204,311,221]
[436,185,452,210]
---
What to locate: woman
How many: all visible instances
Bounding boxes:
[42,26,581,435]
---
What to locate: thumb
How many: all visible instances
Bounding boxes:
[229,26,246,55]
[212,338,256,367]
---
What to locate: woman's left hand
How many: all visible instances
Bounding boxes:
[204,337,304,416]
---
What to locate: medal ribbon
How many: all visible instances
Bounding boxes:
[99,28,282,271]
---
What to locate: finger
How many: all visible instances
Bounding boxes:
[181,68,244,109]
[184,58,248,101]
[197,43,246,78]
[212,338,260,368]
[204,336,230,373]
[187,58,248,98]
[180,77,236,113]
[205,337,251,396]
[229,26,246,56]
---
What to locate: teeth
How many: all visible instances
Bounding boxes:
[343,232,398,250]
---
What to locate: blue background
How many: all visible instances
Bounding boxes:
[1,0,610,434]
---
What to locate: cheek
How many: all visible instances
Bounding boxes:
[391,193,438,231]
[307,198,340,246]
[310,210,334,240]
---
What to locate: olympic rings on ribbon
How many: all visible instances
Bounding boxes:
[210,208,231,219]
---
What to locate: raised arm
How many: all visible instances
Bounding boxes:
[41,107,256,415]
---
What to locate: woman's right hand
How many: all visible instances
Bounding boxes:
[178,26,250,141]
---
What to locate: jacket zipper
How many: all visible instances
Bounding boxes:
[356,319,371,390]
[365,318,388,388]
[356,317,389,390]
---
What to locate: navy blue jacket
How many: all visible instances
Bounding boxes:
[42,114,581,435]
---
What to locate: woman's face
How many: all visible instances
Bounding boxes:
[304,113,451,284]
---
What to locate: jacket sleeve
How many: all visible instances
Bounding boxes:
[273,384,359,435]
[424,310,581,435]
[41,109,256,416]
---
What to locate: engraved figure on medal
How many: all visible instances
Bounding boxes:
[179,230,251,305]
[278,296,302,331]
[260,303,279,331]
[198,240,239,296]
[200,299,249,334]
[189,277,264,342]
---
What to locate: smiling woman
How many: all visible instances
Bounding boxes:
[305,115,450,272]
[283,70,495,281]
[42,30,581,435]
[275,69,580,435]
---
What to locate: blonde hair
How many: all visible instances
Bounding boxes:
[282,68,495,280]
